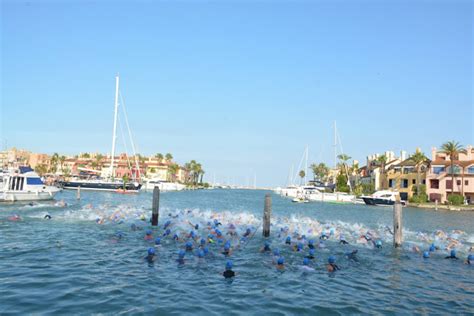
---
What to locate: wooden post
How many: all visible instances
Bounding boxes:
[435,199,438,211]
[76,186,81,200]
[152,187,160,226]
[393,199,403,248]
[263,194,271,237]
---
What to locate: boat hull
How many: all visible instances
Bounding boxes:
[60,181,142,192]
[362,197,395,206]
[0,190,59,202]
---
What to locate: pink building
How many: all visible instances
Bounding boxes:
[426,145,474,204]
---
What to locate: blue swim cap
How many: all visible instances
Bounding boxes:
[224,244,230,251]
[195,224,199,230]
[468,254,474,261]
[429,245,436,252]
[198,250,204,258]
[309,249,315,256]
[115,232,123,238]
[328,256,336,264]
[309,239,314,245]
[297,243,303,251]
[173,233,179,239]
[277,257,284,265]
[216,229,222,236]
[246,228,251,233]
[190,231,195,238]
[164,220,171,228]
[165,228,171,235]
[186,241,193,248]
[273,248,280,256]
[226,260,233,269]
[148,247,155,255]
[178,250,185,258]
[376,240,382,247]
[146,229,152,235]
[286,236,291,242]
[450,249,456,257]
[423,251,430,258]
[155,237,161,245]
[200,238,206,245]
[303,257,310,265]
[203,247,209,254]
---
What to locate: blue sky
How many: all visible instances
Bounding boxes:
[1,0,472,186]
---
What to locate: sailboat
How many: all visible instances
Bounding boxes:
[60,75,142,192]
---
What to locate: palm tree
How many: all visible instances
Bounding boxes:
[310,162,329,182]
[337,154,351,175]
[165,153,173,162]
[168,163,180,182]
[155,153,164,162]
[440,141,466,195]
[59,155,66,173]
[95,154,104,170]
[376,155,388,189]
[410,149,428,196]
[298,170,306,185]
[50,153,59,173]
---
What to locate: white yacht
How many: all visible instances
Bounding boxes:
[143,179,186,191]
[361,190,405,206]
[1,167,61,202]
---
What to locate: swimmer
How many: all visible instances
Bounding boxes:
[301,257,315,272]
[164,220,172,229]
[173,233,179,241]
[200,238,206,247]
[260,241,271,253]
[154,237,161,247]
[429,244,436,252]
[327,256,340,272]
[308,239,315,249]
[213,219,222,227]
[44,214,52,220]
[95,217,105,225]
[285,236,292,245]
[276,257,285,271]
[208,234,215,244]
[145,247,156,263]
[305,249,316,260]
[412,246,421,253]
[55,200,67,207]
[176,250,186,265]
[320,233,328,240]
[187,220,199,230]
[222,242,233,256]
[131,223,138,231]
[272,249,280,263]
[163,228,171,237]
[339,235,349,245]
[445,249,458,260]
[374,240,383,249]
[185,241,194,251]
[243,228,252,238]
[293,242,304,252]
[223,260,236,279]
[188,230,196,239]
[465,254,473,265]
[423,251,430,259]
[203,246,210,257]
[144,230,153,241]
[345,250,358,262]
[196,250,205,261]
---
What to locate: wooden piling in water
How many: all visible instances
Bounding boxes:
[393,199,403,248]
[435,199,438,211]
[77,186,81,200]
[152,187,160,226]
[263,194,271,237]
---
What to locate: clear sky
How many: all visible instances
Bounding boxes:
[1,0,472,186]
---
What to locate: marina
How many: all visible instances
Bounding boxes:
[0,189,472,314]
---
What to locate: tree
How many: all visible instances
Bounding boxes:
[336,174,350,193]
[440,141,466,195]
[410,149,428,197]
[155,153,164,162]
[167,163,179,182]
[299,170,306,185]
[95,154,104,170]
[81,153,90,158]
[35,164,48,176]
[310,163,329,181]
[165,153,173,162]
[50,153,59,174]
[59,155,66,173]
[337,154,351,175]
[376,155,388,190]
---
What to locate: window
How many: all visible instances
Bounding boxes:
[467,166,474,174]
[465,180,469,186]
[457,180,461,185]
[432,166,445,174]
[26,177,43,185]
[402,179,409,188]
[412,179,416,184]
[446,180,452,190]
[447,166,461,174]
[422,180,426,185]
[389,179,394,188]
[430,179,439,189]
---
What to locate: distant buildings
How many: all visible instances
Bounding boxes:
[426,145,474,203]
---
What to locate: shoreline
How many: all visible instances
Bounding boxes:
[408,202,474,212]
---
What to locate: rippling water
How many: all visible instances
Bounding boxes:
[1,189,473,314]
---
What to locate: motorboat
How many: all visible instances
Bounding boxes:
[0,167,61,202]
[361,190,405,206]
[143,179,185,191]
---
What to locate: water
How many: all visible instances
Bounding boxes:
[1,189,473,314]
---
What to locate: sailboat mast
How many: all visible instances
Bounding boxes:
[110,75,120,179]
[305,145,308,185]
[334,121,337,170]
